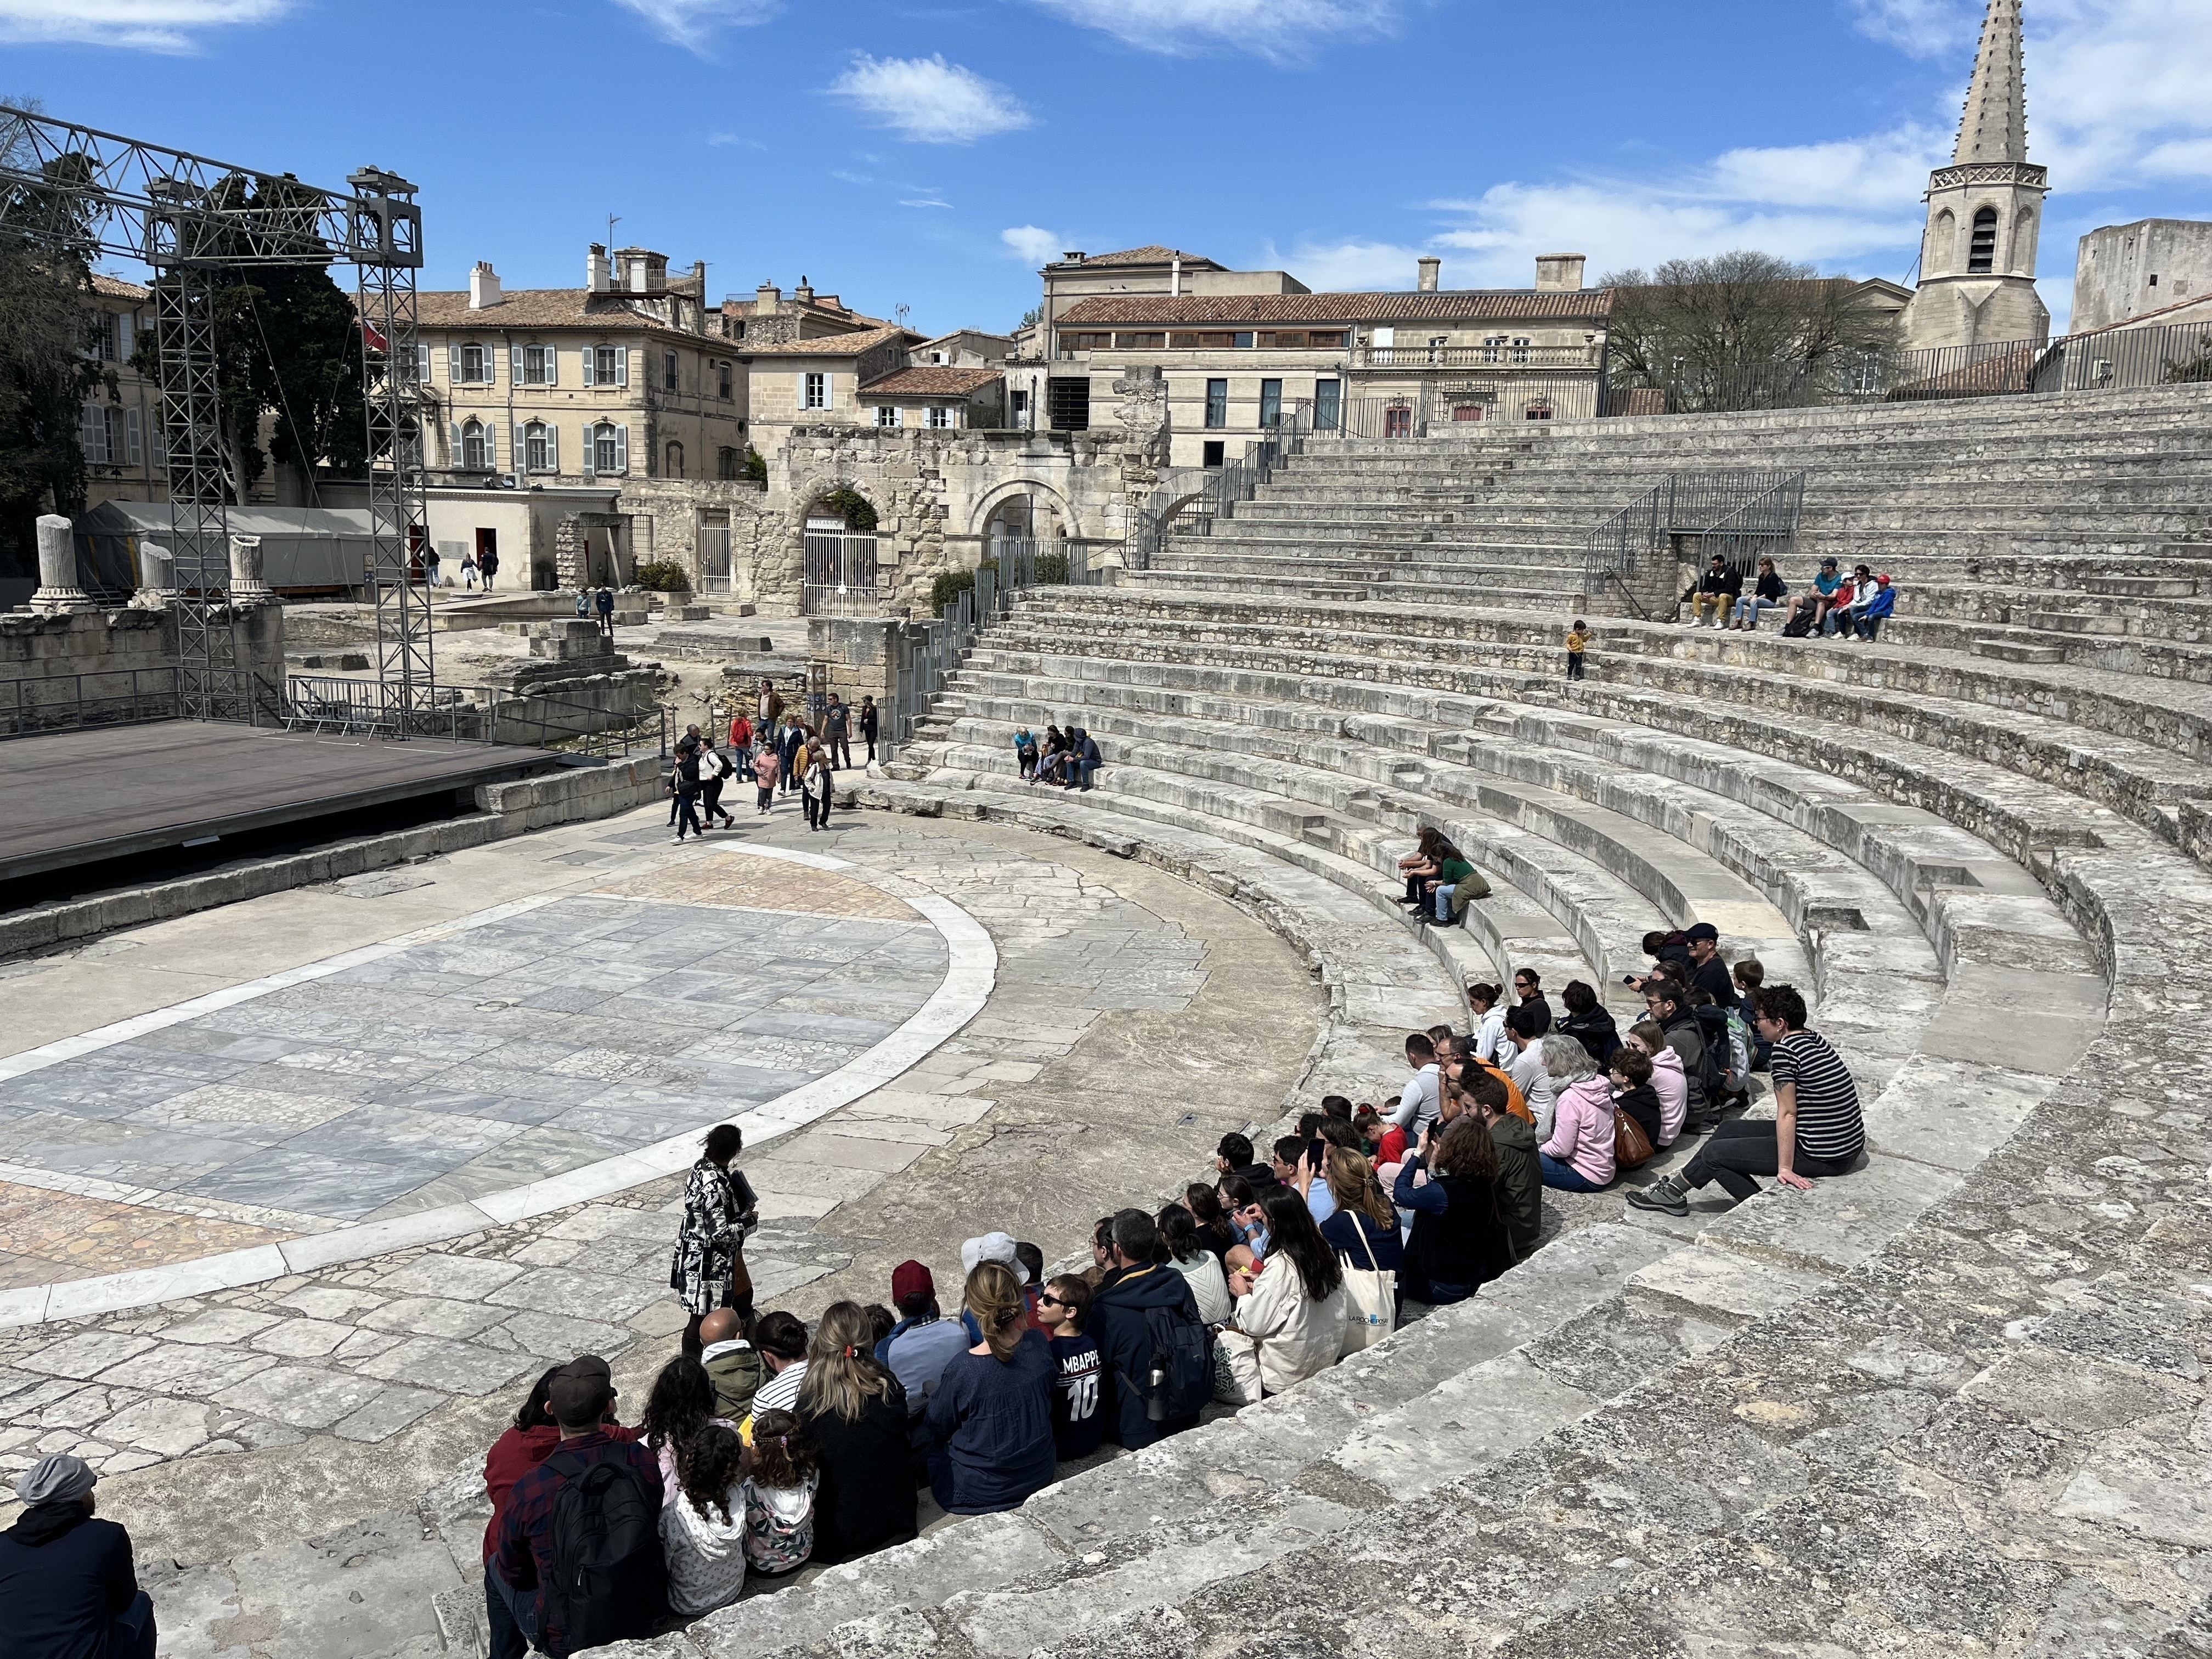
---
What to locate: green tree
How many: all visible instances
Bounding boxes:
[126,172,370,504]
[1599,250,1899,411]
[0,101,110,578]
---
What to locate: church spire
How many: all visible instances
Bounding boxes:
[1953,0,2029,165]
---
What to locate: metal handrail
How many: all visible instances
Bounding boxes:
[1601,314,2212,415]
[1579,470,1808,601]
[282,674,668,758]
[0,665,183,738]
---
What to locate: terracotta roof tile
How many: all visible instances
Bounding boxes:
[1057,290,1614,325]
[1056,245,1222,269]
[742,324,912,358]
[414,287,714,338]
[89,273,149,300]
[862,366,1003,396]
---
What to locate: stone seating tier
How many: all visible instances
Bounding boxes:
[1006,586,2212,855]
[611,392,2212,1657]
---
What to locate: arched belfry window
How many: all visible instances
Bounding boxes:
[1968,207,1998,274]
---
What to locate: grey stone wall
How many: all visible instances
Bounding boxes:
[2,601,286,726]
[612,367,1171,617]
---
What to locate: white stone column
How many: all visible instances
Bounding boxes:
[30,514,95,613]
[228,533,270,599]
[134,539,178,607]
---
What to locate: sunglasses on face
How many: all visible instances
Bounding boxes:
[1039,1295,1069,1308]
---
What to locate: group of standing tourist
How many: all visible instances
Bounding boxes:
[668,680,880,843]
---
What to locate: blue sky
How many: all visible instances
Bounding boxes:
[7,0,2209,334]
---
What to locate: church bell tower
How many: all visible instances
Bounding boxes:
[1901,0,2051,350]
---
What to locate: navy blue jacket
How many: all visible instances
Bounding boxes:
[0,1504,138,1659]
[1087,1262,1203,1450]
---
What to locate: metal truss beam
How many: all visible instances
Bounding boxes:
[0,105,433,729]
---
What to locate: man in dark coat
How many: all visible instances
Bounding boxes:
[1087,1209,1204,1450]
[0,1454,156,1659]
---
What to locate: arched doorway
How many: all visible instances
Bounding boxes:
[802,488,879,615]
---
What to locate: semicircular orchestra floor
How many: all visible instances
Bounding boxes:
[0,848,963,1299]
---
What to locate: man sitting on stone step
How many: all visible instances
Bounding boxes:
[1628,984,1862,1218]
[1685,555,1741,628]
[0,1455,156,1659]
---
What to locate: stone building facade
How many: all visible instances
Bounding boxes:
[1019,245,1612,465]
[417,245,751,487]
[2072,220,2212,334]
[76,275,168,510]
[614,366,1170,615]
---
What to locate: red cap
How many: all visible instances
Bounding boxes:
[890,1260,934,1304]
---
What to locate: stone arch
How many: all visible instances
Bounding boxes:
[971,478,1080,544]
[1931,207,1956,277]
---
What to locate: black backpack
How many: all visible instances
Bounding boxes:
[541,1451,667,1651]
[1141,1301,1212,1425]
[1780,609,1813,639]
[1687,1006,1735,1096]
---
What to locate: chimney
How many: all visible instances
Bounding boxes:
[1416,256,1440,293]
[1061,251,1086,264]
[1170,255,1182,297]
[1534,252,1587,292]
[756,280,781,314]
[587,243,611,294]
[794,275,814,305]
[467,261,501,309]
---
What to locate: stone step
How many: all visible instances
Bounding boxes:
[1970,636,2070,664]
[939,661,2060,983]
[1013,586,2212,786]
[983,592,2212,855]
[2086,574,2202,597]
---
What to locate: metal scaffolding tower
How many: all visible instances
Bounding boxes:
[0,106,432,723]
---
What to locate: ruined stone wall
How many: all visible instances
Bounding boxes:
[613,366,1170,617]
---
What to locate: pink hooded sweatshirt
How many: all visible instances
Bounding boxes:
[1542,1074,1617,1187]
[1646,1043,1688,1146]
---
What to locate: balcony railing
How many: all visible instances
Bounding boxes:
[1356,344,1599,370]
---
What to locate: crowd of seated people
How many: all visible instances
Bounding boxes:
[1678,554,1898,639]
[477,950,1859,1652]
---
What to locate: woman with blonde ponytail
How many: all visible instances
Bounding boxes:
[924,1261,1058,1514]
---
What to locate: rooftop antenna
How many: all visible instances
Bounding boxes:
[895,303,911,329]
[607,212,620,247]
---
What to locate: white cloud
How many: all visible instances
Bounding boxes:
[829,53,1031,144]
[0,0,286,52]
[1847,0,1977,59]
[1001,225,1063,265]
[608,0,777,49]
[2027,0,2212,188]
[1262,238,1424,292]
[900,197,953,208]
[1282,0,2212,307]
[1029,0,1395,59]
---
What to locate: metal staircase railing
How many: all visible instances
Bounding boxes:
[1581,470,1807,605]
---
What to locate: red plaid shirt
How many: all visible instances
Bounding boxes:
[494,1431,664,1656]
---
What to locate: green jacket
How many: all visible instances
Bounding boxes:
[701,1339,764,1420]
[1487,1110,1543,1257]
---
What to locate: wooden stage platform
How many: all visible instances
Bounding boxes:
[0,721,561,884]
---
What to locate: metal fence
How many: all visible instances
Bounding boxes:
[801,585,889,618]
[1581,470,1807,613]
[283,674,668,758]
[1114,400,1320,572]
[802,532,879,616]
[1600,315,2212,415]
[886,584,981,754]
[1,667,183,737]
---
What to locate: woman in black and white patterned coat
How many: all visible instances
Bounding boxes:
[673,1124,758,1359]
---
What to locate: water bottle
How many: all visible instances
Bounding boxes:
[1146,1359,1169,1421]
